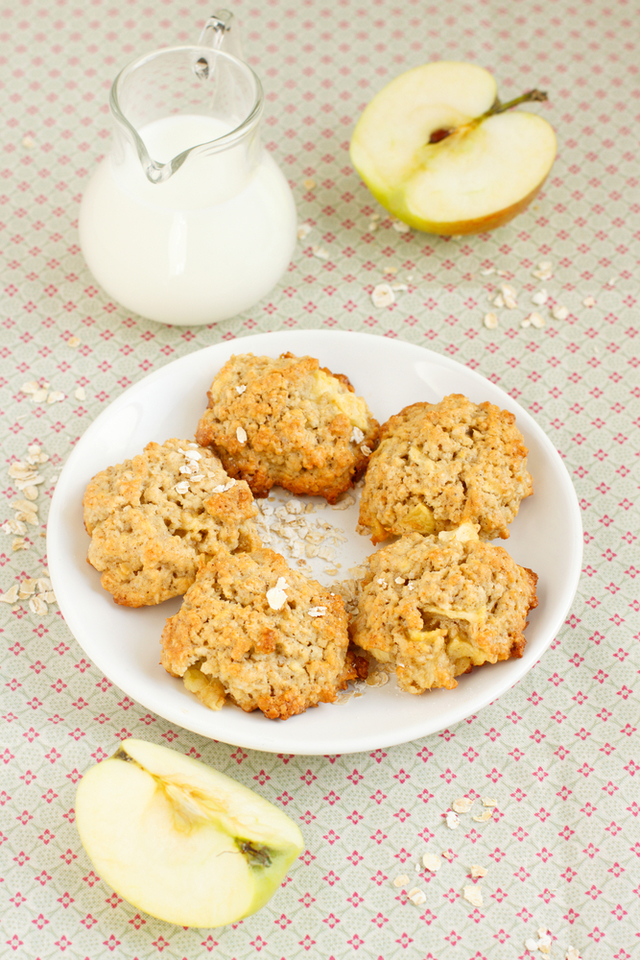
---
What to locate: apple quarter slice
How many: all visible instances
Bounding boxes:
[76,738,304,927]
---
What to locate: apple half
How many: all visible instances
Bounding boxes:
[75,738,304,927]
[350,61,557,235]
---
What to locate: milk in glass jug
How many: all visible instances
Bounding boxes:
[79,11,297,326]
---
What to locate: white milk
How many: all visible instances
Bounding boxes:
[79,115,297,326]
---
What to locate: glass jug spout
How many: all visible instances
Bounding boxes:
[108,9,262,188]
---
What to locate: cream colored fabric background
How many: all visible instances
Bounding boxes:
[1,1,638,957]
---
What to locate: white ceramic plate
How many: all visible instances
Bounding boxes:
[47,331,582,755]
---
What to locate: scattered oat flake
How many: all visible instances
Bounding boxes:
[532,260,554,280]
[529,312,545,328]
[470,864,487,879]
[483,312,498,329]
[393,874,409,888]
[29,595,48,616]
[531,288,548,305]
[331,494,355,511]
[19,578,36,599]
[480,266,496,276]
[9,463,31,479]
[22,380,41,394]
[303,178,316,190]
[472,808,493,823]
[408,887,426,905]
[3,518,26,535]
[383,265,398,275]
[539,935,552,955]
[14,511,38,526]
[607,277,616,287]
[236,426,247,444]
[365,669,389,687]
[297,222,312,240]
[0,584,20,604]
[311,244,329,260]
[525,938,540,952]
[582,296,595,307]
[521,316,532,328]
[175,480,190,495]
[422,852,442,872]
[68,335,81,348]
[307,606,327,618]
[11,499,38,515]
[350,426,364,444]
[462,884,483,907]
[500,283,518,308]
[371,283,395,307]
[565,948,581,960]
[12,538,28,551]
[492,293,505,308]
[551,304,569,320]
[74,386,86,400]
[22,135,35,148]
[445,810,460,829]
[452,797,473,813]
[481,797,496,807]
[211,480,236,493]
[47,391,66,404]
[392,219,410,233]
[267,577,288,611]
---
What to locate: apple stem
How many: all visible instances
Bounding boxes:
[427,88,549,145]
[485,89,548,117]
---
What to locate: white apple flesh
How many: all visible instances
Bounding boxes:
[350,61,557,235]
[75,738,304,927]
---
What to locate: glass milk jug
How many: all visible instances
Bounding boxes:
[79,11,297,326]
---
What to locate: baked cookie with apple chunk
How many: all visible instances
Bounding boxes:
[161,544,362,720]
[195,352,379,503]
[83,439,260,607]
[350,527,538,695]
[358,394,532,543]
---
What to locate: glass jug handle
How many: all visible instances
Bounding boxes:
[198,9,243,59]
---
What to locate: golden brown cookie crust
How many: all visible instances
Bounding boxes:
[350,530,538,695]
[195,352,379,503]
[83,439,259,607]
[161,545,350,720]
[358,394,533,542]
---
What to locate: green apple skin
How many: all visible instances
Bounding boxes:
[350,61,557,235]
[75,738,304,928]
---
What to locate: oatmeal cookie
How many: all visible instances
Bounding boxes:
[351,527,538,695]
[358,394,533,542]
[83,439,259,607]
[195,352,379,503]
[161,545,350,720]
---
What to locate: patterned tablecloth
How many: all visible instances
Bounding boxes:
[1,0,638,957]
